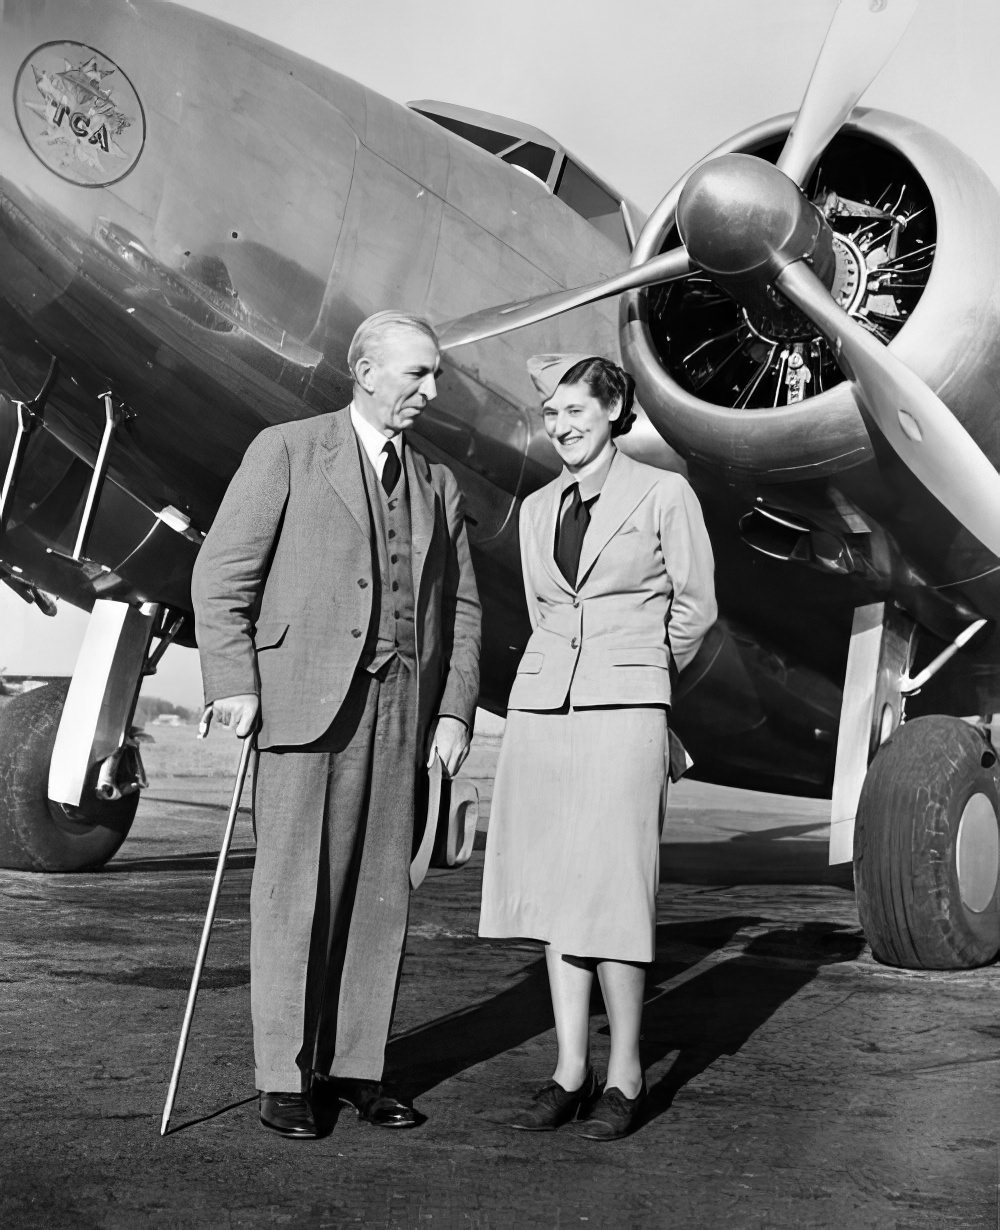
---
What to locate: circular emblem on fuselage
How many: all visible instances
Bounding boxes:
[14,41,145,187]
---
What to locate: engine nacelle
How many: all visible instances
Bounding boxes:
[621,109,1000,483]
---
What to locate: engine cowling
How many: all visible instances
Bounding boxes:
[621,109,1000,482]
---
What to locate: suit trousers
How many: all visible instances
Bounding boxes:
[250,657,417,1091]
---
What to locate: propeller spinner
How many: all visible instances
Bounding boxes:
[438,0,1000,558]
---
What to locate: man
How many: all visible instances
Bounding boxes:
[192,311,481,1139]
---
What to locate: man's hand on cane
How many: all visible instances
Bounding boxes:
[426,715,470,778]
[212,694,260,738]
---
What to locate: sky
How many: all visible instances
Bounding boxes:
[3,0,999,704]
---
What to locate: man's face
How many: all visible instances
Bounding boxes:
[360,330,441,436]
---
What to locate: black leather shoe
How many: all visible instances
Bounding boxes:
[259,1091,319,1139]
[508,1068,599,1131]
[334,1079,419,1128]
[571,1080,646,1140]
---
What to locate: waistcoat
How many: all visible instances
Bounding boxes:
[358,439,417,673]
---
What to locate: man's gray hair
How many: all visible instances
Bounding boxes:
[347,310,439,376]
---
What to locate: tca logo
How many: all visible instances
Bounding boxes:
[51,104,112,154]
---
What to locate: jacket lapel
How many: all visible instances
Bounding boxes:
[576,451,656,586]
[534,477,576,596]
[405,440,435,598]
[318,408,370,540]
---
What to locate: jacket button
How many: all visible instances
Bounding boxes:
[351,628,363,638]
[571,636,579,649]
[572,599,580,608]
[358,578,368,588]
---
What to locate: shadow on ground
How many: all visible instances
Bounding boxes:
[388,915,864,1122]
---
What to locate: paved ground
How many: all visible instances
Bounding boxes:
[1,725,997,1228]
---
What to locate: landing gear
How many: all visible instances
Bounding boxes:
[854,715,1000,969]
[0,598,184,873]
[0,681,138,870]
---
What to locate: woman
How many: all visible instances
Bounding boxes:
[479,353,717,1140]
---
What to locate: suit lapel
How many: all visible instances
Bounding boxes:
[405,440,435,598]
[576,451,655,586]
[318,408,370,540]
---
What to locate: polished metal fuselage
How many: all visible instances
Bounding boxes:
[0,0,940,796]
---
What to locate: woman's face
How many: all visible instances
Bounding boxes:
[542,379,619,470]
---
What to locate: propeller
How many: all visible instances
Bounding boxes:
[436,1,1000,555]
[437,247,691,352]
[438,0,917,351]
[777,260,1000,557]
[775,0,918,187]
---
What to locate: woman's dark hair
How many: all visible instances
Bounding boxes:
[561,357,636,437]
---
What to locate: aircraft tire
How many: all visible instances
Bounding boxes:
[854,715,1000,969]
[0,680,138,872]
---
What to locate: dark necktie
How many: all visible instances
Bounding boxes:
[555,483,593,588]
[381,441,401,494]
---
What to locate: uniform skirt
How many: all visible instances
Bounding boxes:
[478,705,668,963]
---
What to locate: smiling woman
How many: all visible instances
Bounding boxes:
[478,349,717,1141]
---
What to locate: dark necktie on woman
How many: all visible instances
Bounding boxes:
[381,441,401,494]
[555,483,596,588]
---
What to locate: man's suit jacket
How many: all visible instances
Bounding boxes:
[507,449,716,712]
[191,408,481,752]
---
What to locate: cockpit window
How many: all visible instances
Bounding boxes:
[501,141,555,184]
[413,110,515,155]
[411,101,634,251]
[555,160,628,249]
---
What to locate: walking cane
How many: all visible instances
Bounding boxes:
[160,706,255,1136]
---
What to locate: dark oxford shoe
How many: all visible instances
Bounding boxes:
[258,1091,319,1139]
[570,1080,647,1141]
[508,1068,599,1131]
[334,1079,419,1128]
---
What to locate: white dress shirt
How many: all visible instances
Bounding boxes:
[350,403,403,482]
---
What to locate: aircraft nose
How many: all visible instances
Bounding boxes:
[677,153,835,289]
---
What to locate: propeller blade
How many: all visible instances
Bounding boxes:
[437,247,691,352]
[776,0,918,187]
[777,260,1000,557]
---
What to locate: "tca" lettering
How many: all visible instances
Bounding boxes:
[52,104,110,153]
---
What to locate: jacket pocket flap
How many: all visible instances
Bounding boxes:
[516,651,544,674]
[608,646,669,668]
[254,621,289,650]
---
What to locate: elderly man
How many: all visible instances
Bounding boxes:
[192,311,481,1138]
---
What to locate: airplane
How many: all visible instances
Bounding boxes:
[0,0,997,975]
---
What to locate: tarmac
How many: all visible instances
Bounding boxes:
[1,724,997,1229]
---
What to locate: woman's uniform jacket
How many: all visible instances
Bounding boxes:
[507,449,717,712]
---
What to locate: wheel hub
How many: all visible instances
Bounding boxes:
[956,792,1000,913]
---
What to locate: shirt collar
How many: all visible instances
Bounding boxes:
[350,402,403,468]
[560,444,617,502]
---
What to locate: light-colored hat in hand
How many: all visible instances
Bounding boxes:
[410,754,480,889]
[526,353,600,402]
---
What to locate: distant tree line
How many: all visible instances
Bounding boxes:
[0,673,196,722]
[135,695,200,726]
